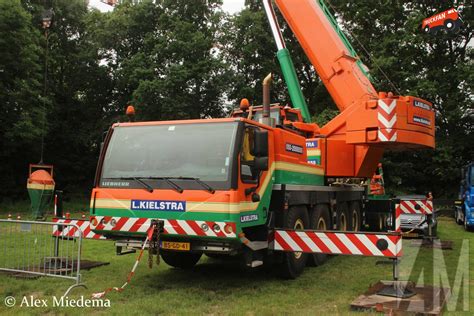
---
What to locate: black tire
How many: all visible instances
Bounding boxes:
[161,250,202,269]
[280,205,309,279]
[456,210,463,225]
[349,202,361,232]
[464,215,472,232]
[444,19,455,30]
[336,202,351,231]
[455,209,460,224]
[308,204,331,266]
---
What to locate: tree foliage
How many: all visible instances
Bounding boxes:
[0,0,42,198]
[96,0,228,120]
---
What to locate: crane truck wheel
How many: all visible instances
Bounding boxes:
[279,205,309,279]
[308,204,330,266]
[349,202,361,232]
[464,215,472,232]
[455,209,463,225]
[336,203,351,231]
[161,250,202,269]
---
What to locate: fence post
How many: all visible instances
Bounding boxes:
[54,190,63,257]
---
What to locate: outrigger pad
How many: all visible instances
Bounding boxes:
[377,282,415,298]
[351,281,450,315]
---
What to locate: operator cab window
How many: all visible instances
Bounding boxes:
[285,111,299,122]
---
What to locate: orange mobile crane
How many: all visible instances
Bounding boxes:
[85,0,435,280]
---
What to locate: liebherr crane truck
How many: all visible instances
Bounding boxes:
[88,0,435,278]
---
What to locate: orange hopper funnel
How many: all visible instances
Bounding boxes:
[27,164,55,220]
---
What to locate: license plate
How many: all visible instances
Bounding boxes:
[404,233,419,238]
[161,241,190,251]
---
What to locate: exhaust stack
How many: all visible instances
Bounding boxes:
[260,73,275,127]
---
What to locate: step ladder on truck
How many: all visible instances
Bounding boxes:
[87,0,436,289]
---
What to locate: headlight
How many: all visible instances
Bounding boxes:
[201,223,209,232]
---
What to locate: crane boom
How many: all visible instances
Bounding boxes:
[267,0,435,177]
[275,0,377,112]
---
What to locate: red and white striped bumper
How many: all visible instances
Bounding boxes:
[53,218,105,240]
[273,230,402,258]
[399,200,433,215]
[90,216,237,239]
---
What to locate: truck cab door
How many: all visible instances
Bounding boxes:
[238,124,273,221]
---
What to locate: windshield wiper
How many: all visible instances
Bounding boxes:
[107,176,184,193]
[169,177,215,194]
[113,177,153,193]
[151,177,184,194]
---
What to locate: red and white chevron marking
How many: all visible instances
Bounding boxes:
[378,99,397,142]
[53,218,105,240]
[399,200,433,215]
[90,216,237,238]
[273,230,402,258]
[395,204,401,232]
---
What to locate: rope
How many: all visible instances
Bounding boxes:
[39,27,49,164]
[91,222,157,299]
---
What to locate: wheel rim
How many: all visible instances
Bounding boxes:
[352,210,359,232]
[447,22,453,28]
[340,213,347,231]
[294,219,304,259]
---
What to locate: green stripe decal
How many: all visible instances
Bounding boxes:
[274,170,324,185]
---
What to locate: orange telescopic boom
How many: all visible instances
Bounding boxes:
[270,0,435,177]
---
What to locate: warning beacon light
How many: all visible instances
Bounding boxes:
[126,105,135,122]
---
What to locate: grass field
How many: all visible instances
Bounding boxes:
[0,200,472,315]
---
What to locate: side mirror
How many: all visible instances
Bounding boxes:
[254,157,268,171]
[253,130,268,157]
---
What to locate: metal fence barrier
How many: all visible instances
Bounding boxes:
[0,219,86,296]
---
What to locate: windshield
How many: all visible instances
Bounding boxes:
[101,122,238,186]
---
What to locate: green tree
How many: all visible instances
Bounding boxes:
[0,0,42,199]
[97,0,228,121]
[15,0,115,195]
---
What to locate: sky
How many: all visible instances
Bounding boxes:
[88,0,246,13]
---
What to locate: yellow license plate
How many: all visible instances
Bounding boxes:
[161,241,190,251]
[404,233,419,238]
